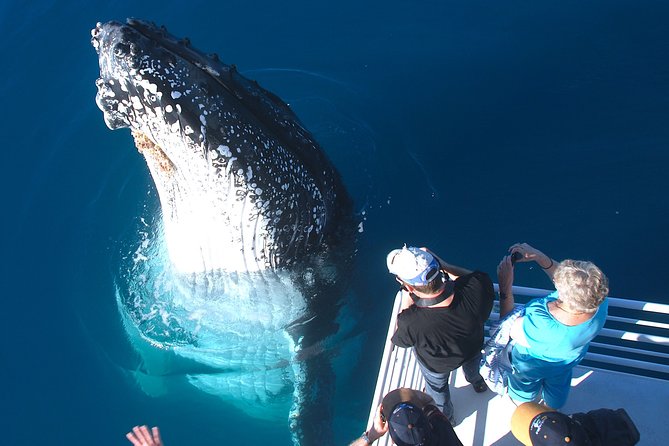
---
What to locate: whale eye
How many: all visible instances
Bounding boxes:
[114,42,130,57]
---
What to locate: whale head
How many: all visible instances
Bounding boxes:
[91,19,353,274]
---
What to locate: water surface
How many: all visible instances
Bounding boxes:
[2,1,668,445]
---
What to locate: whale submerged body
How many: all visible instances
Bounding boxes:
[91,19,354,445]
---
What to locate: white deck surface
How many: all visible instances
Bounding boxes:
[448,364,669,445]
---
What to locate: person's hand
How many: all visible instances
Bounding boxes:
[368,404,389,442]
[419,247,444,266]
[497,255,514,295]
[420,246,472,278]
[126,425,163,446]
[509,243,547,264]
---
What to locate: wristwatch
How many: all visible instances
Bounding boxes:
[361,431,371,444]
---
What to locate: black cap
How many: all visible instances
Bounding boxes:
[528,412,591,446]
[382,388,434,446]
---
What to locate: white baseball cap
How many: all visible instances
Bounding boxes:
[387,246,440,286]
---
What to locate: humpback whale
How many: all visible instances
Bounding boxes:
[91,19,354,445]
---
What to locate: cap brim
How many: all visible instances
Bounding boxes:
[381,388,433,421]
[511,403,556,446]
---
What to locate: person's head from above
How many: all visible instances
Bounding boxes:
[381,388,449,446]
[387,246,450,298]
[511,402,592,446]
[553,260,609,313]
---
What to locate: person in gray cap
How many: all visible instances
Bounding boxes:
[386,246,495,424]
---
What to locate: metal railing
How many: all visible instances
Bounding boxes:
[366,285,669,444]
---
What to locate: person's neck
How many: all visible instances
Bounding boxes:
[548,300,594,325]
[430,293,454,307]
[412,287,454,308]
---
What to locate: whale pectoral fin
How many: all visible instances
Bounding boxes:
[289,352,335,446]
[131,369,169,397]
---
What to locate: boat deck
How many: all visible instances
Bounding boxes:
[446,364,667,445]
[367,286,669,445]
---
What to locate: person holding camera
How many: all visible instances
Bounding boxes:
[497,242,609,409]
[386,246,495,425]
[349,388,464,446]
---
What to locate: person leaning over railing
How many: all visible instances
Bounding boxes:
[349,388,464,446]
[386,245,494,425]
[496,242,609,409]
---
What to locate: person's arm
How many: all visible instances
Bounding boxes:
[497,255,529,344]
[422,247,472,278]
[394,290,414,332]
[349,404,388,445]
[508,243,557,280]
[391,311,414,348]
[497,255,516,318]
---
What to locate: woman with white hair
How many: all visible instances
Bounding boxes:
[497,243,609,409]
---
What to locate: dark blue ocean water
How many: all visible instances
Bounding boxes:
[2,1,669,445]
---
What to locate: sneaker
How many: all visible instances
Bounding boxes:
[472,379,488,393]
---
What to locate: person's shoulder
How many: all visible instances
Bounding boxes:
[457,271,494,298]
[526,293,555,308]
[456,270,491,284]
[398,305,420,321]
[523,298,559,328]
[525,296,551,315]
[471,270,493,284]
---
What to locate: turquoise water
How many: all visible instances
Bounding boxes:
[2,1,669,445]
